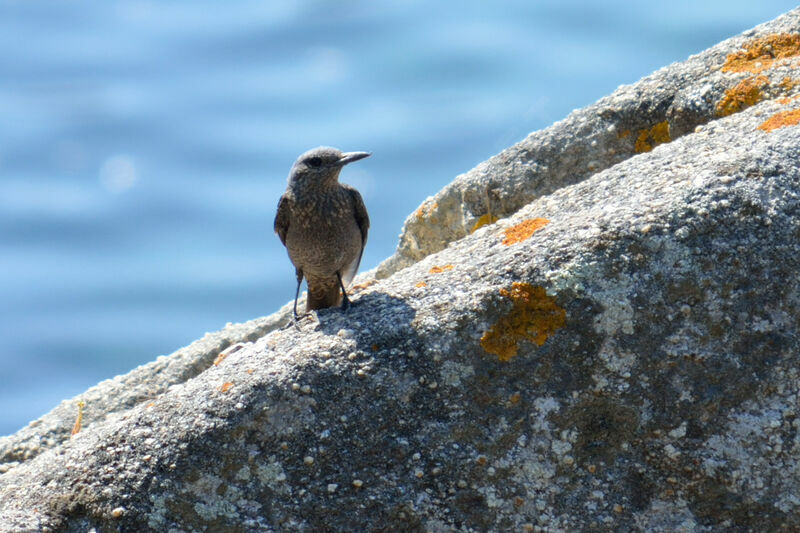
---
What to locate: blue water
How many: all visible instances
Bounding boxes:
[1,1,795,436]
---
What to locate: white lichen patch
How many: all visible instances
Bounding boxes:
[147,493,169,530]
[235,465,251,482]
[187,474,222,500]
[550,429,577,461]
[532,397,560,430]
[424,519,457,533]
[668,422,687,439]
[548,258,637,337]
[256,460,289,494]
[702,393,799,511]
[550,438,572,457]
[593,284,635,336]
[634,498,699,533]
[663,443,681,459]
[440,361,475,388]
[596,338,637,376]
[510,437,557,491]
[185,474,239,522]
[480,486,503,508]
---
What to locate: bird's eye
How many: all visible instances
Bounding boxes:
[307,157,323,167]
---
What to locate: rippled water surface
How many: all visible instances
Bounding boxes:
[1,1,795,435]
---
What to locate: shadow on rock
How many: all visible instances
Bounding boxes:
[316,290,418,352]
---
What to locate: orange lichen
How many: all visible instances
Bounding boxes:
[351,279,376,292]
[415,281,427,288]
[617,129,631,139]
[502,218,549,245]
[509,392,521,404]
[471,213,499,233]
[71,400,85,436]
[213,343,245,366]
[757,108,800,131]
[480,283,566,361]
[371,344,379,352]
[634,121,671,153]
[716,75,769,117]
[219,382,233,393]
[414,200,438,219]
[722,33,800,74]
[429,264,453,274]
[780,76,797,93]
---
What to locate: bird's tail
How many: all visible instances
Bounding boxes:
[306,279,343,311]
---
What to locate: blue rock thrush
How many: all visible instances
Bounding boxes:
[274,147,370,318]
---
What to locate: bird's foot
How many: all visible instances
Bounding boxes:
[281,312,311,330]
[337,272,351,312]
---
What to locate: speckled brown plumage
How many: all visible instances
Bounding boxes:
[274,147,370,316]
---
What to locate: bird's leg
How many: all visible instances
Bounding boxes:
[293,269,303,320]
[337,272,350,311]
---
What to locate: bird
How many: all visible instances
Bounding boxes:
[274,146,370,319]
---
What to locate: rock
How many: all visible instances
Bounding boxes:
[3,9,800,532]
[0,313,289,468]
[375,8,800,279]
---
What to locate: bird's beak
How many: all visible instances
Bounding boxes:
[337,151,371,166]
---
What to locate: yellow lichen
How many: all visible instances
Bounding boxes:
[617,129,631,139]
[502,218,549,245]
[716,75,769,117]
[471,213,499,233]
[480,283,566,361]
[415,281,427,288]
[757,108,800,131]
[722,33,800,74]
[780,76,797,93]
[429,264,453,274]
[219,381,233,393]
[634,121,671,153]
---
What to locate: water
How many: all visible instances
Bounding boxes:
[1,1,795,436]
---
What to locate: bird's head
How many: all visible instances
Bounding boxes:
[288,146,370,189]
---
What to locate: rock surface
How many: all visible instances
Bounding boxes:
[3,9,800,533]
[375,9,800,279]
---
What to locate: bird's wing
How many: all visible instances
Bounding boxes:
[274,194,291,246]
[342,184,370,285]
[344,184,369,247]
